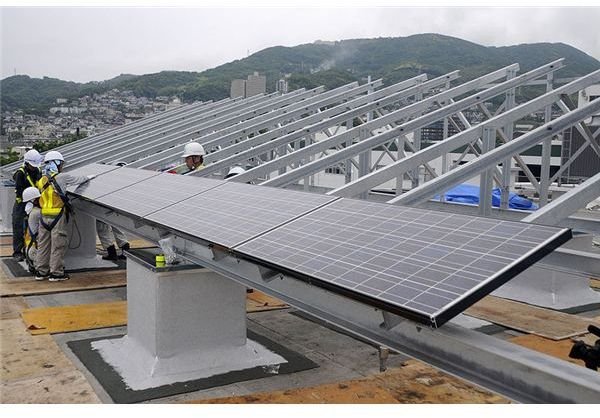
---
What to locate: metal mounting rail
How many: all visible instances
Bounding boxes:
[70,196,600,403]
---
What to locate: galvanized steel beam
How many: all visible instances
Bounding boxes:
[69,196,600,403]
[329,66,600,199]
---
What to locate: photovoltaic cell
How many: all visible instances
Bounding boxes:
[145,181,337,248]
[64,163,120,180]
[96,173,225,217]
[235,198,571,327]
[68,166,160,200]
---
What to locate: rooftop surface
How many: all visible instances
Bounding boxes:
[1,236,599,404]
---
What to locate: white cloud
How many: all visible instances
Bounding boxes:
[1,6,599,82]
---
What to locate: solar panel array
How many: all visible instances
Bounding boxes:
[97,173,224,218]
[146,181,336,247]
[68,164,571,327]
[68,166,160,200]
[63,163,121,190]
[235,198,570,326]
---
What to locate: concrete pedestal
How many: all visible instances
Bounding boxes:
[92,250,285,390]
[0,181,15,234]
[493,234,600,310]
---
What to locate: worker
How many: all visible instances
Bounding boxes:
[11,149,43,261]
[224,166,246,179]
[96,220,130,261]
[35,150,95,281]
[95,161,130,261]
[167,142,205,174]
[21,187,41,276]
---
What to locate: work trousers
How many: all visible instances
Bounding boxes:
[25,245,37,272]
[96,220,128,250]
[11,201,25,255]
[35,214,68,276]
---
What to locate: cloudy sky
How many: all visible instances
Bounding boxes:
[1,1,599,83]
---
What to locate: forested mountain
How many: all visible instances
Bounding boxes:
[2,33,599,114]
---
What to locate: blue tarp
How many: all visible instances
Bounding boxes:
[434,183,538,211]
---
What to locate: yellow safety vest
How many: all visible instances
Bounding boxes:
[37,174,64,217]
[14,166,37,203]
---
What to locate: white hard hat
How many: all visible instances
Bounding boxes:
[23,149,42,167]
[227,166,246,177]
[181,142,205,158]
[22,186,41,202]
[44,150,64,163]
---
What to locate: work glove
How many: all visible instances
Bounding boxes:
[87,174,96,181]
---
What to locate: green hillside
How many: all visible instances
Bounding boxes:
[2,33,599,113]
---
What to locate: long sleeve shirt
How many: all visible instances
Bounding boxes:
[13,165,42,201]
[53,172,90,192]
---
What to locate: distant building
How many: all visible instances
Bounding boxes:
[230,79,246,99]
[245,72,266,98]
[276,78,289,94]
[230,72,267,99]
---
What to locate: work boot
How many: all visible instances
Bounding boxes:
[49,272,69,282]
[118,243,130,260]
[102,245,118,261]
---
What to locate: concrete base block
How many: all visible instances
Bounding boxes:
[492,264,600,310]
[91,251,285,390]
[0,183,14,234]
[92,334,285,390]
[64,254,118,270]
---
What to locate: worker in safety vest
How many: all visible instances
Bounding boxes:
[11,149,43,261]
[21,187,42,275]
[35,150,95,281]
[167,142,205,175]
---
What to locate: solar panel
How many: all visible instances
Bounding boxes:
[63,163,121,193]
[145,181,337,248]
[68,166,160,200]
[96,173,225,217]
[235,198,571,327]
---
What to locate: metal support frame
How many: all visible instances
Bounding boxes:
[231,64,533,185]
[389,99,600,207]
[197,79,384,164]
[62,97,250,161]
[500,68,517,209]
[66,89,319,170]
[523,171,600,226]
[329,67,600,199]
[70,196,600,403]
[193,74,440,178]
[539,72,555,207]
[478,126,496,216]
[48,94,275,170]
[128,81,381,171]
[265,61,567,189]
